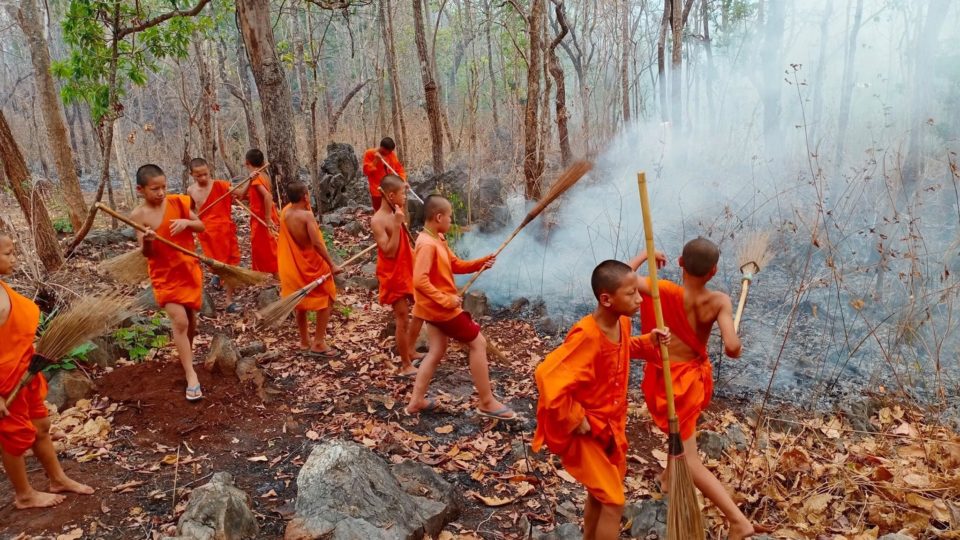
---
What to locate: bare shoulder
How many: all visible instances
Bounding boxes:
[710,290,733,311]
[186,184,198,197]
[129,205,145,221]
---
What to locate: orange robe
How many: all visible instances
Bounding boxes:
[197,180,240,265]
[533,315,658,506]
[640,279,713,441]
[147,195,203,310]
[362,148,407,197]
[411,231,486,323]
[248,172,280,274]
[0,280,49,457]
[376,224,414,305]
[278,204,336,311]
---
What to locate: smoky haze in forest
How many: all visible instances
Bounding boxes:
[461,0,960,401]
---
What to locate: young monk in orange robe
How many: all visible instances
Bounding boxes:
[362,136,406,211]
[630,239,768,540]
[187,157,241,312]
[278,182,343,357]
[242,149,280,274]
[0,234,94,509]
[404,195,515,419]
[370,175,424,378]
[131,164,206,401]
[533,260,669,539]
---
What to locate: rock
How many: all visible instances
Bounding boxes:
[510,297,530,313]
[347,275,380,291]
[531,523,581,540]
[238,341,267,358]
[235,357,263,386]
[530,298,547,318]
[463,291,488,319]
[201,288,216,318]
[698,430,726,460]
[86,336,121,368]
[285,441,460,540]
[624,499,667,539]
[204,335,240,375]
[407,166,470,226]
[45,370,95,409]
[838,396,881,433]
[256,287,280,310]
[478,204,511,234]
[322,208,352,227]
[724,423,748,452]
[536,316,559,336]
[164,472,258,540]
[361,262,377,276]
[315,143,363,213]
[85,229,131,247]
[344,220,364,235]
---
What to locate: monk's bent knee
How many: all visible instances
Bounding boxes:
[467,333,486,350]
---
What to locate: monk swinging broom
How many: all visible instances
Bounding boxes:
[733,231,773,332]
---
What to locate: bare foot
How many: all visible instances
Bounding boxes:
[658,469,670,494]
[14,489,65,509]
[49,476,94,495]
[729,521,771,540]
[404,396,438,415]
[397,364,417,377]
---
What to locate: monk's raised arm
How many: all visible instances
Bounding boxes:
[716,294,741,358]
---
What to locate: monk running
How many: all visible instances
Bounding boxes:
[533,260,668,539]
[242,149,280,275]
[278,182,342,357]
[187,157,241,312]
[0,234,94,509]
[131,164,206,401]
[630,240,768,540]
[404,195,515,419]
[362,136,406,211]
[371,175,424,378]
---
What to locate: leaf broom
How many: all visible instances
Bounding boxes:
[197,162,270,217]
[733,231,773,333]
[3,293,140,407]
[98,249,149,284]
[637,171,706,540]
[96,203,271,289]
[255,243,378,328]
[460,160,592,295]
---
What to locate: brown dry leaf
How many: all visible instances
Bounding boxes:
[555,469,577,483]
[803,492,833,514]
[820,417,842,439]
[897,444,926,459]
[467,490,517,507]
[247,455,268,462]
[435,425,454,434]
[56,529,83,540]
[852,527,879,540]
[902,472,929,488]
[305,430,320,441]
[651,449,668,468]
[111,480,144,493]
[892,421,919,438]
[161,454,179,465]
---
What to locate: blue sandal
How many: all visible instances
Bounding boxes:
[185,385,204,402]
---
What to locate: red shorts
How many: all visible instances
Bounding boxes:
[428,311,481,343]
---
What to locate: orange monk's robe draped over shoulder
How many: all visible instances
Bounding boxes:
[532,315,658,506]
[376,224,414,305]
[0,280,49,457]
[148,195,204,310]
[248,173,280,274]
[362,148,407,197]
[197,180,240,265]
[639,279,713,441]
[278,204,336,311]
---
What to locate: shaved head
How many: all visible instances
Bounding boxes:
[136,164,164,187]
[591,260,634,300]
[380,174,405,194]
[286,181,308,203]
[682,237,720,277]
[423,195,451,221]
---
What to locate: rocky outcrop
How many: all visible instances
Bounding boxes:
[163,472,259,540]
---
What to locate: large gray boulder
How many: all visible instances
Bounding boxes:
[45,370,95,409]
[315,143,364,213]
[164,472,259,540]
[285,441,461,540]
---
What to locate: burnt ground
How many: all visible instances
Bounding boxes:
[2,203,959,539]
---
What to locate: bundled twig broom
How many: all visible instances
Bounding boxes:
[256,243,378,327]
[95,203,271,289]
[460,160,593,294]
[4,293,139,406]
[98,249,149,284]
[197,162,270,217]
[733,231,773,333]
[637,171,706,540]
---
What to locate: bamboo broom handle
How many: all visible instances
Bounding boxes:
[234,198,277,237]
[198,162,269,216]
[637,172,678,421]
[95,203,206,264]
[295,244,377,296]
[378,186,416,248]
[342,243,377,266]
[733,279,750,333]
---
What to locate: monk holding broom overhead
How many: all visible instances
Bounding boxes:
[533,260,669,540]
[363,137,406,211]
[403,195,515,419]
[630,240,767,539]
[278,182,342,358]
[0,234,94,508]
[131,164,207,402]
[371,175,423,378]
[187,157,241,313]
[242,149,280,275]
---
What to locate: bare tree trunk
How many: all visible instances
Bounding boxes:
[236,34,262,150]
[761,0,784,148]
[657,1,670,122]
[809,1,833,144]
[701,0,716,130]
[380,0,409,159]
[237,0,301,190]
[484,0,500,132]
[620,0,631,124]
[549,0,572,166]
[412,0,444,173]
[669,0,694,129]
[194,40,217,163]
[328,79,373,136]
[10,0,88,231]
[834,0,863,163]
[523,0,545,199]
[0,109,63,272]
[292,10,310,115]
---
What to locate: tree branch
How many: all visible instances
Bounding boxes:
[117,0,212,39]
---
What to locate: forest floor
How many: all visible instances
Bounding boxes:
[2,201,960,539]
